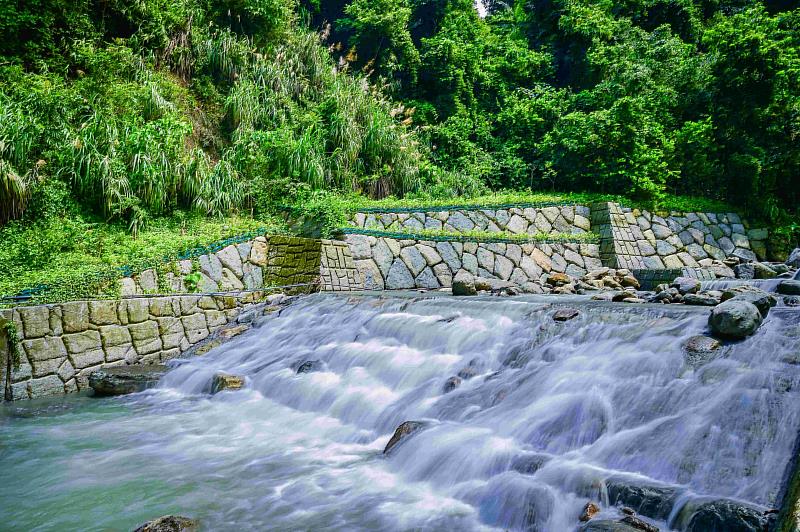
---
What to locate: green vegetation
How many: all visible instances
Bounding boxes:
[0,0,798,297]
[342,226,599,243]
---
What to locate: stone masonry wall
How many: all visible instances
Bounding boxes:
[119,235,324,296]
[351,205,592,235]
[626,208,767,268]
[345,233,602,290]
[320,240,364,291]
[0,293,264,400]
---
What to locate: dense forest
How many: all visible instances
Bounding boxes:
[0,0,798,242]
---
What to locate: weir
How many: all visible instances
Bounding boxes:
[2,292,798,530]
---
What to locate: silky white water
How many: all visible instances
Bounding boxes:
[2,293,799,531]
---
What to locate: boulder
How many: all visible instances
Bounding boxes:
[606,476,682,521]
[670,277,700,295]
[787,248,800,268]
[752,262,777,279]
[474,277,516,292]
[733,264,755,280]
[727,291,777,318]
[579,520,645,532]
[219,324,250,338]
[709,263,735,279]
[443,376,462,393]
[620,275,640,289]
[553,308,580,321]
[784,296,800,307]
[211,372,244,393]
[134,515,197,532]
[547,272,572,286]
[708,301,763,339]
[620,515,659,532]
[683,293,719,306]
[452,270,477,296]
[677,498,774,532]
[89,365,168,396]
[777,280,800,295]
[580,502,601,522]
[384,421,428,454]
[457,366,479,380]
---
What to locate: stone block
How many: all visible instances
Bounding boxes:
[137,269,158,292]
[149,298,178,318]
[57,359,75,382]
[28,375,64,398]
[63,330,102,354]
[217,245,244,277]
[157,317,185,350]
[206,310,228,331]
[23,336,67,362]
[18,306,51,338]
[129,320,162,354]
[89,300,119,325]
[182,313,209,343]
[219,268,245,291]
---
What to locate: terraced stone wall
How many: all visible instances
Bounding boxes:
[350,205,592,235]
[119,235,324,296]
[627,208,768,268]
[345,234,602,290]
[0,293,263,400]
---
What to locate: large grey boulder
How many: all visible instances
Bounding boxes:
[708,301,763,339]
[725,290,777,318]
[606,476,681,521]
[134,515,197,532]
[733,263,755,280]
[777,280,800,295]
[89,365,168,396]
[452,270,477,296]
[677,498,774,532]
[752,262,777,279]
[787,248,800,268]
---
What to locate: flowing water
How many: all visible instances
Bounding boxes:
[2,293,800,531]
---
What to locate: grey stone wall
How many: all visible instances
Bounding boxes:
[320,240,364,291]
[628,209,767,267]
[351,205,592,236]
[345,234,601,290]
[0,293,265,400]
[119,235,325,296]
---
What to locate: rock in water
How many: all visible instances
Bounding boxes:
[384,421,428,454]
[678,498,774,532]
[580,520,646,532]
[580,502,601,521]
[620,515,660,532]
[443,376,462,393]
[777,280,800,295]
[296,360,324,373]
[708,301,763,339]
[733,263,755,280]
[133,515,197,532]
[683,293,719,306]
[753,262,777,279]
[553,307,580,321]
[605,476,682,521]
[452,270,477,296]
[671,277,700,294]
[211,372,244,393]
[89,365,168,396]
[727,292,776,318]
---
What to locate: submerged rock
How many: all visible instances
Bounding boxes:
[620,515,660,532]
[777,280,800,295]
[211,372,244,393]
[296,360,324,374]
[443,376,462,393]
[133,515,197,532]
[89,365,168,396]
[452,270,477,296]
[457,366,479,380]
[219,324,250,338]
[510,452,552,474]
[384,421,428,454]
[552,307,580,321]
[708,300,763,339]
[677,498,774,532]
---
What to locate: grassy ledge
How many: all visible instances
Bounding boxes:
[339,226,599,244]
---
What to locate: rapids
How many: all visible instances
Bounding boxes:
[2,293,799,531]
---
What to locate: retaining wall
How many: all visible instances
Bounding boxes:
[351,205,592,235]
[0,293,267,400]
[345,234,601,290]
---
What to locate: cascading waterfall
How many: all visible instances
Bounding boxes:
[1,293,799,531]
